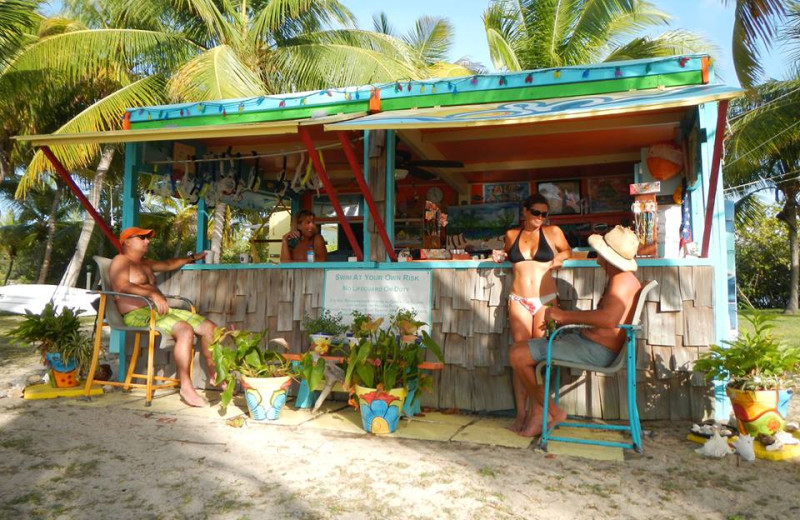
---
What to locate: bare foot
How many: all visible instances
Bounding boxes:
[180,387,210,408]
[508,415,527,433]
[548,408,568,429]
[519,413,545,437]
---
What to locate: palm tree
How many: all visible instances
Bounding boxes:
[482,0,712,71]
[724,80,800,313]
[0,0,429,280]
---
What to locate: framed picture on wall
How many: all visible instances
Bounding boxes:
[483,182,530,203]
[536,180,581,215]
[588,176,632,213]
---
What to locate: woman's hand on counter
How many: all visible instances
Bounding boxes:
[491,249,507,263]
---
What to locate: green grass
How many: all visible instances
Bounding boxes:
[737,310,800,347]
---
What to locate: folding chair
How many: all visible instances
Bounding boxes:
[537,280,658,452]
[83,256,195,406]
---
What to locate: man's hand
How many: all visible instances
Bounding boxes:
[545,306,564,325]
[192,251,207,262]
[152,292,169,315]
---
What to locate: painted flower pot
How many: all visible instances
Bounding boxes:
[355,385,407,434]
[309,334,333,355]
[727,387,794,436]
[45,353,79,388]
[241,375,292,422]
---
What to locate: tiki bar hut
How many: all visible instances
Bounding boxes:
[17,54,742,421]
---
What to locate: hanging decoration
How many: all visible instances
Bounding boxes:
[647,142,683,180]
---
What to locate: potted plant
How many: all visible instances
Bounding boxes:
[302,310,346,354]
[210,328,294,421]
[343,311,443,434]
[7,303,93,388]
[389,308,425,343]
[694,308,800,436]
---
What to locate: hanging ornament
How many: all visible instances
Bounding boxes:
[554,70,561,78]
[447,82,453,91]
[122,112,131,130]
[222,109,227,117]
[179,109,184,116]
[238,103,244,112]
[582,69,590,78]
[148,113,152,121]
[525,73,533,83]
[257,97,264,105]
[470,76,478,86]
[679,57,690,67]
[431,85,436,93]
[645,63,652,73]
[279,100,286,107]
[420,85,425,93]
[499,76,506,86]
[407,83,411,92]
[615,67,622,77]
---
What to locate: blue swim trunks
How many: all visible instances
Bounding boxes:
[528,332,617,367]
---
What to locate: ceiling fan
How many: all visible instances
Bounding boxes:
[395,150,463,181]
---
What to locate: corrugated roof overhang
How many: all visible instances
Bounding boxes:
[13,113,364,147]
[326,84,742,131]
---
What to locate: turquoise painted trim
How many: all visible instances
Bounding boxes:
[362,130,371,259]
[385,130,396,247]
[128,55,710,124]
[122,143,140,228]
[181,261,377,270]
[196,198,208,254]
[114,143,141,380]
[697,101,731,421]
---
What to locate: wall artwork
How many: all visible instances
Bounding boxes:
[588,176,632,213]
[483,182,530,203]
[447,202,520,250]
[536,180,581,215]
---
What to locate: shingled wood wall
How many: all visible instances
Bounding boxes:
[159,264,717,420]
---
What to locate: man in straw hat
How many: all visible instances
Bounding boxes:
[508,225,642,437]
[110,227,217,407]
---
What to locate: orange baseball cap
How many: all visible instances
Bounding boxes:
[120,226,155,242]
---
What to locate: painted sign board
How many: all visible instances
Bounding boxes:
[323,270,432,331]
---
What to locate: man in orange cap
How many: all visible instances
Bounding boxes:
[110,226,216,407]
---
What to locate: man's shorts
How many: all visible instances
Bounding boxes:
[123,307,207,333]
[528,332,618,367]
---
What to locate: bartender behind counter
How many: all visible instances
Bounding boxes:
[280,210,327,263]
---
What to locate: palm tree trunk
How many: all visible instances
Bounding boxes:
[210,202,226,263]
[37,184,63,283]
[779,184,799,314]
[173,226,184,258]
[61,146,114,287]
[4,252,16,285]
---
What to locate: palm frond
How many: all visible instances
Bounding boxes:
[270,30,420,91]
[251,0,354,42]
[167,45,265,101]
[483,3,522,71]
[0,0,40,67]
[6,28,198,83]
[727,0,788,88]
[18,75,168,196]
[605,30,716,63]
[372,12,395,36]
[424,61,478,78]
[403,16,453,65]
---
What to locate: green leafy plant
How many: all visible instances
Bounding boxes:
[297,352,326,392]
[343,311,443,406]
[209,328,294,411]
[302,310,346,336]
[6,303,92,376]
[349,310,374,338]
[694,308,800,391]
[389,308,425,337]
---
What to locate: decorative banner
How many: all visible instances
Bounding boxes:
[323,270,432,331]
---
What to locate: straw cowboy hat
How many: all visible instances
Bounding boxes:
[587,225,638,272]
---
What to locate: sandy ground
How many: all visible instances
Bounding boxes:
[1,348,799,520]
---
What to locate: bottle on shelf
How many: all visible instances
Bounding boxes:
[306,245,315,263]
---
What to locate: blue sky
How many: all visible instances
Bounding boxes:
[345,0,791,87]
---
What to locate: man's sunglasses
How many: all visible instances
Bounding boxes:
[131,234,152,240]
[526,208,548,218]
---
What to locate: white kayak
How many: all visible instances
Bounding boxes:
[0,284,98,316]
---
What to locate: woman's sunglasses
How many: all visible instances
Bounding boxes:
[526,208,548,217]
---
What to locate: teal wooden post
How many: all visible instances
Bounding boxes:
[111,143,141,381]
[196,199,209,253]
[697,101,732,421]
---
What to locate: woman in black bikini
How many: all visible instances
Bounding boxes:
[492,193,571,433]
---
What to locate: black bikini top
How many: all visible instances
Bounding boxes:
[507,227,555,263]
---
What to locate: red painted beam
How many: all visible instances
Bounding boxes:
[41,146,122,252]
[701,99,729,258]
[337,132,397,262]
[297,128,363,261]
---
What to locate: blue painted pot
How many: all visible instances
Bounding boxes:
[241,375,291,421]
